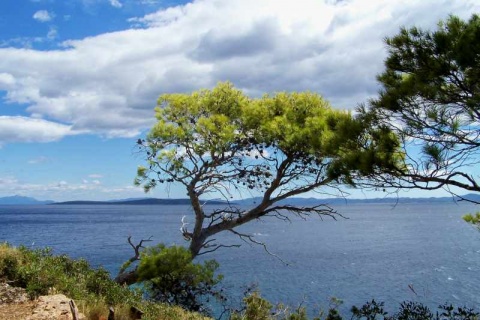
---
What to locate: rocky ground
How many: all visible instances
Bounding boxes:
[0,283,85,320]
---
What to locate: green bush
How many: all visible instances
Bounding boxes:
[137,244,224,314]
[351,299,388,319]
[0,244,21,281]
[230,291,325,320]
[230,291,273,320]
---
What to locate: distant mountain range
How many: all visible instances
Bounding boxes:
[231,193,480,206]
[0,194,478,206]
[53,198,225,205]
[0,195,54,205]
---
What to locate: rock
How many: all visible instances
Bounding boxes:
[26,294,85,320]
[1,283,86,320]
[0,282,29,304]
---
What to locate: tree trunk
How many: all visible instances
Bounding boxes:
[114,269,138,286]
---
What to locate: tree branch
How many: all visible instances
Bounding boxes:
[228,229,289,265]
[115,236,153,286]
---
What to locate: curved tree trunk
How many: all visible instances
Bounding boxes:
[114,269,139,286]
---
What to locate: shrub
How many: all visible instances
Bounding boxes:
[230,291,273,320]
[0,242,21,280]
[351,299,389,320]
[137,244,224,315]
[395,301,433,320]
[437,303,479,320]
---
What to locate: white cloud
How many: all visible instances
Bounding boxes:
[0,116,80,144]
[88,174,103,178]
[0,36,47,49]
[33,10,54,22]
[0,176,19,187]
[0,73,15,90]
[1,26,57,48]
[109,0,123,8]
[1,0,479,144]
[81,179,101,185]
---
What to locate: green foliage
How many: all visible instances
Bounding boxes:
[1,244,142,306]
[0,243,21,280]
[0,243,209,320]
[119,259,133,275]
[137,82,403,192]
[230,291,326,320]
[230,291,273,320]
[395,301,433,320]
[229,291,479,320]
[437,303,480,320]
[324,309,342,320]
[363,14,480,193]
[351,299,389,320]
[9,246,133,304]
[137,244,224,314]
[463,212,480,229]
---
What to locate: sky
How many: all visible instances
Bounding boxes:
[0,0,478,201]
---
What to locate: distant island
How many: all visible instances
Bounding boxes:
[0,194,478,206]
[52,198,226,205]
[232,194,480,206]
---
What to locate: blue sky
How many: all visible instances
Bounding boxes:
[0,0,478,201]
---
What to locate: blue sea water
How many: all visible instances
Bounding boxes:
[1,202,480,315]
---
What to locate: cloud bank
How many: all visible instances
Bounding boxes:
[1,0,479,144]
[0,174,145,201]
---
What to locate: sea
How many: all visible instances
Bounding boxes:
[1,201,480,316]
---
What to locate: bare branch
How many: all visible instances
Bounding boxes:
[197,244,241,256]
[263,204,343,220]
[228,229,289,265]
[127,235,153,262]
